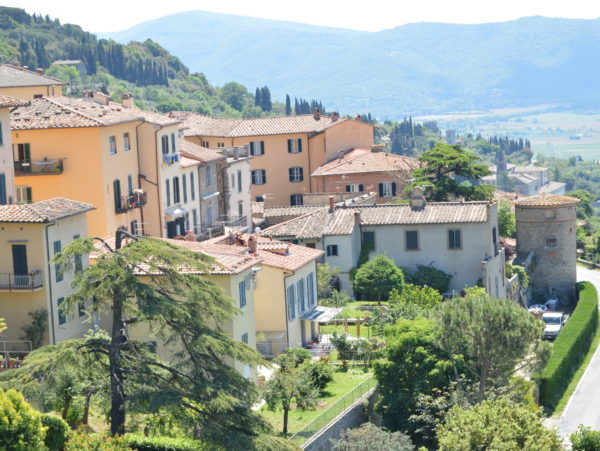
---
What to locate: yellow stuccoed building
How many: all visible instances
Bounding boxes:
[0,64,67,101]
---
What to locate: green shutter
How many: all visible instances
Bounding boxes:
[260,141,265,155]
[297,139,302,152]
[287,139,292,153]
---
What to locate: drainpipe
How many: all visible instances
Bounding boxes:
[44,222,57,344]
[283,272,292,349]
[307,134,312,193]
[134,121,146,235]
[153,125,163,236]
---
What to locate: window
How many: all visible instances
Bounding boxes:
[256,196,264,202]
[123,132,130,151]
[306,242,316,248]
[218,142,225,148]
[239,281,247,308]
[307,272,315,306]
[113,180,122,212]
[57,297,66,325]
[192,209,198,233]
[171,133,176,153]
[173,176,180,204]
[238,201,243,218]
[448,229,462,249]
[231,173,235,190]
[78,299,86,317]
[182,174,188,203]
[130,220,138,236]
[161,135,169,154]
[0,173,5,205]
[289,166,304,182]
[492,226,498,254]
[546,237,558,248]
[73,234,83,273]
[201,140,209,148]
[127,174,134,195]
[33,93,43,99]
[241,332,249,344]
[346,184,364,193]
[379,182,397,198]
[362,231,375,248]
[326,244,338,256]
[297,279,306,313]
[250,140,265,156]
[287,138,302,153]
[54,240,63,282]
[205,166,212,186]
[290,194,303,206]
[287,285,296,320]
[165,179,171,207]
[190,172,195,200]
[405,230,419,250]
[545,210,556,219]
[15,186,32,204]
[109,136,117,155]
[237,170,242,193]
[185,212,190,232]
[252,170,266,185]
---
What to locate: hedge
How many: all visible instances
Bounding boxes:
[124,433,213,451]
[539,282,598,410]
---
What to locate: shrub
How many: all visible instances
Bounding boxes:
[538,282,599,411]
[65,431,129,450]
[302,362,334,393]
[571,425,600,451]
[41,413,71,450]
[124,433,212,451]
[407,265,452,294]
[0,389,46,450]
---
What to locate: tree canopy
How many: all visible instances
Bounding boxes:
[332,423,414,451]
[353,254,404,304]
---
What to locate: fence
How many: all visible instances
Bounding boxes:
[290,375,376,446]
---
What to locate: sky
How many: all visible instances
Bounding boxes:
[3,0,600,32]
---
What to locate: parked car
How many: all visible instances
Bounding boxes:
[542,312,566,340]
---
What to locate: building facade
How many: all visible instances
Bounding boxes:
[0,64,67,101]
[0,95,27,204]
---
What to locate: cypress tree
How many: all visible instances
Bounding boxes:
[254,87,261,108]
[285,94,291,115]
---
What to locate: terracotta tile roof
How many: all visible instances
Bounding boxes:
[203,234,324,272]
[263,205,329,218]
[538,181,567,194]
[179,140,225,164]
[263,208,358,239]
[263,202,490,238]
[177,112,363,138]
[312,149,420,176]
[0,198,95,223]
[11,97,179,130]
[514,165,548,173]
[0,94,28,108]
[179,155,201,168]
[514,193,580,207]
[0,64,68,87]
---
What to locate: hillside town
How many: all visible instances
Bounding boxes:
[0,62,597,451]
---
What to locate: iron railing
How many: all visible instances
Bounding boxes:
[14,159,64,175]
[290,375,377,445]
[0,271,43,290]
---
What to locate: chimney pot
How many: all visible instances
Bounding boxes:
[331,112,339,122]
[248,235,258,254]
[410,186,427,210]
[313,108,321,120]
[329,196,334,213]
[36,68,44,75]
[355,114,362,122]
[122,93,133,108]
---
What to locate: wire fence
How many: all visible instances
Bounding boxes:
[290,375,377,446]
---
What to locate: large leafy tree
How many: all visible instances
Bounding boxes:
[353,254,404,304]
[498,200,516,238]
[434,293,550,402]
[437,397,562,451]
[331,423,414,451]
[55,236,275,448]
[373,319,456,447]
[409,143,494,201]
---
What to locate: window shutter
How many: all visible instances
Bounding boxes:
[127,174,133,195]
[456,230,462,248]
[359,184,364,192]
[392,182,397,196]
[190,172,195,200]
[24,143,31,160]
[346,185,351,193]
[299,167,304,181]
[182,174,187,203]
[287,139,292,153]
[25,187,32,203]
[297,139,302,152]
[0,173,5,204]
[260,141,265,155]
[448,230,454,248]
[166,179,171,206]
[251,171,256,184]
[0,122,3,146]
[378,183,384,197]
[113,180,121,212]
[171,133,176,153]
[262,170,266,184]
[249,142,255,155]
[289,168,293,182]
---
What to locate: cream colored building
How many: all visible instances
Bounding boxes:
[171,111,374,207]
[0,64,67,101]
[0,198,95,349]
[0,95,27,205]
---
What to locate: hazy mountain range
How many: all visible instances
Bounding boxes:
[100,12,600,118]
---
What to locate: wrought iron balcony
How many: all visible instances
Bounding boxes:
[0,271,43,290]
[116,190,147,213]
[14,159,64,175]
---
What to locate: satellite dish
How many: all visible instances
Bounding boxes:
[255,226,262,233]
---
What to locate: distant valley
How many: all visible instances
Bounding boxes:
[101,12,600,118]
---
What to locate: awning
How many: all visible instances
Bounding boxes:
[201,191,220,201]
[300,305,342,323]
[164,207,185,221]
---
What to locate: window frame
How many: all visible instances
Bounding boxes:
[289,166,304,183]
[123,132,130,151]
[109,136,117,155]
[448,229,462,250]
[239,281,247,308]
[57,297,66,325]
[405,230,419,251]
[290,193,304,206]
[326,244,339,257]
[251,169,266,185]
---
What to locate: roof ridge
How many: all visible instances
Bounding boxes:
[43,97,106,126]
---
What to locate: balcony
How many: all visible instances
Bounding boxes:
[14,159,64,176]
[116,190,147,213]
[0,271,43,291]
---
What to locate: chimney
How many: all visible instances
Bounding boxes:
[82,90,93,102]
[22,66,28,70]
[354,211,361,226]
[331,112,339,122]
[410,186,427,210]
[313,108,321,120]
[371,144,385,152]
[93,91,110,106]
[248,235,258,254]
[36,68,44,75]
[355,114,362,122]
[122,93,133,109]
[329,195,334,213]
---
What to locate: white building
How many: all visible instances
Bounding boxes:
[0,95,27,204]
[263,191,506,298]
[218,146,252,231]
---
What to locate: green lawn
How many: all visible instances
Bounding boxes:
[260,369,372,436]
[319,323,380,338]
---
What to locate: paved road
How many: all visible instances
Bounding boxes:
[558,266,600,437]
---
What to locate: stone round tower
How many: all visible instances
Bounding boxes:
[514,193,579,304]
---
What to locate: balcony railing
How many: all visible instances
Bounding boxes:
[0,271,43,290]
[14,159,64,175]
[116,190,147,213]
